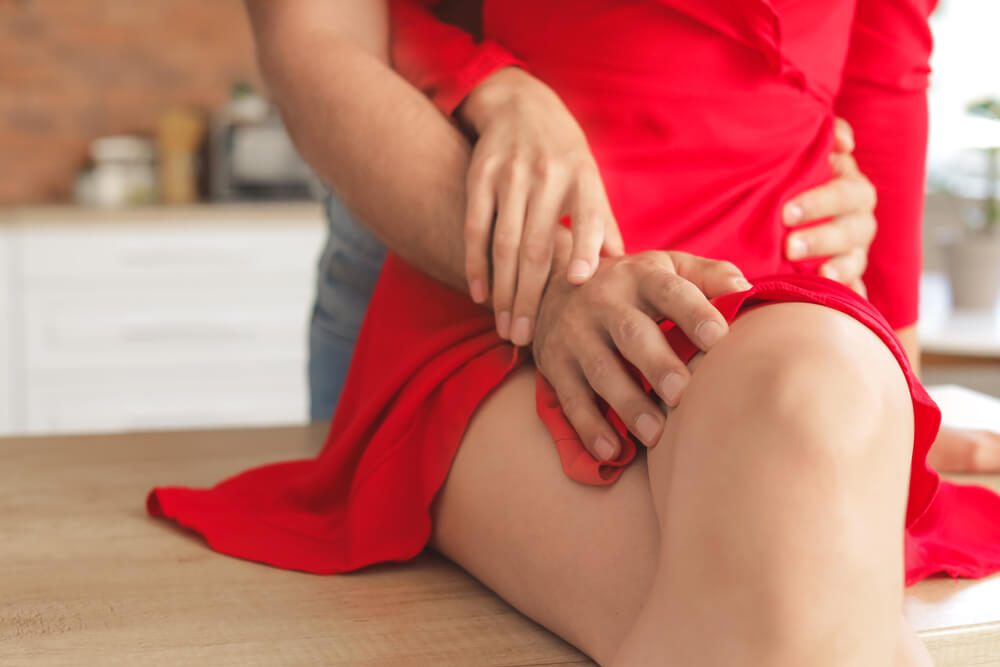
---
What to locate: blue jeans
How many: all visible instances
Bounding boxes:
[309,194,386,420]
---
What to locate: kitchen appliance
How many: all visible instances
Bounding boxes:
[208,84,322,201]
[76,136,157,207]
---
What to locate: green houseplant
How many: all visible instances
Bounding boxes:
[943,98,1000,311]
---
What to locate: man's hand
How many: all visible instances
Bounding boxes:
[459,67,626,345]
[532,245,751,461]
[782,118,877,295]
[928,426,1000,473]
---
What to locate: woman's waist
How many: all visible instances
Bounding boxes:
[596,114,834,271]
[609,187,812,283]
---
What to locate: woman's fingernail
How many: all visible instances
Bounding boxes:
[822,265,841,282]
[594,436,617,461]
[695,320,724,349]
[787,236,808,260]
[659,372,687,405]
[568,258,592,281]
[783,202,804,225]
[470,279,487,303]
[497,311,512,339]
[511,316,532,346]
[733,277,753,291]
[635,413,662,445]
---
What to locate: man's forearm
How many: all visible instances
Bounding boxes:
[245,1,471,291]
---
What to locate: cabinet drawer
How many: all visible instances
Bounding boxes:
[25,363,308,435]
[23,287,312,371]
[0,391,11,437]
[21,221,325,287]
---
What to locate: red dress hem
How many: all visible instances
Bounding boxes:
[149,268,1000,585]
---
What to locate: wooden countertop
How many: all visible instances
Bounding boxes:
[1,424,998,666]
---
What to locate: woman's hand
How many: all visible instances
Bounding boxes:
[457,66,625,346]
[928,425,1000,473]
[532,242,751,461]
[782,118,877,295]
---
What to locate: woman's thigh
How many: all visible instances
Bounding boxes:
[430,302,915,664]
[429,366,660,663]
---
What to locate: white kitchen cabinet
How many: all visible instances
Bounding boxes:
[1,204,327,436]
[0,228,15,434]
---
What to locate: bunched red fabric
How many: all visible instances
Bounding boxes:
[149,0,1000,585]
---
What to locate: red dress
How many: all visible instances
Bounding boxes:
[148,0,1000,586]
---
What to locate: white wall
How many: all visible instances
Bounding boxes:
[927,1,1000,193]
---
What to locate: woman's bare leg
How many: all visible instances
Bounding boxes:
[430,366,661,661]
[431,303,928,666]
[897,615,935,667]
[612,303,914,666]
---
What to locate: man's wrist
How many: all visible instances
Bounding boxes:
[456,66,531,132]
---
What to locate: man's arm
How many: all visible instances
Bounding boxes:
[244,0,472,291]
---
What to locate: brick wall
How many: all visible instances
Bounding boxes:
[0,0,261,204]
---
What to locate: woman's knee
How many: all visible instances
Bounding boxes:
[683,303,913,463]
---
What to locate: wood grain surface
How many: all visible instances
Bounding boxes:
[0,425,997,666]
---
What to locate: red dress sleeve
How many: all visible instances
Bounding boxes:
[389,0,524,116]
[834,0,938,330]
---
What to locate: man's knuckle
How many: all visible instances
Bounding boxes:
[657,273,687,301]
[493,234,519,259]
[501,158,527,183]
[529,156,549,181]
[521,240,552,266]
[464,220,487,243]
[583,355,613,386]
[585,279,617,306]
[615,313,645,344]
[514,285,542,312]
[532,156,565,182]
[658,251,680,271]
[578,212,604,233]
[559,392,592,423]
[471,155,499,180]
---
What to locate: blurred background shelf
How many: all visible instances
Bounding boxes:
[919,272,1000,399]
